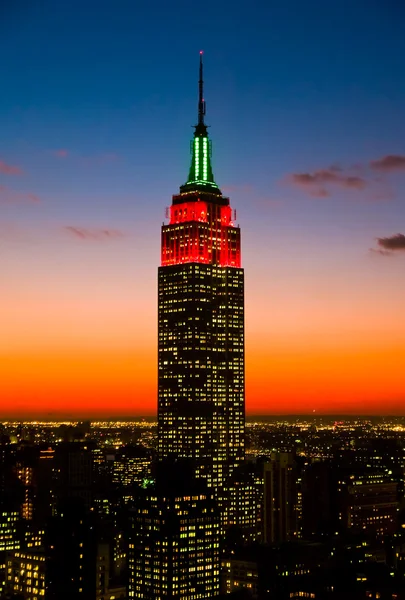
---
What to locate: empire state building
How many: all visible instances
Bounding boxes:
[157,53,245,506]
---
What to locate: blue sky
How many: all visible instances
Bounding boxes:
[2,0,405,284]
[2,0,405,206]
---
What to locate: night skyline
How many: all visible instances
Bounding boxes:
[2,0,405,418]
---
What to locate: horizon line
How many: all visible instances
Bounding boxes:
[1,412,405,422]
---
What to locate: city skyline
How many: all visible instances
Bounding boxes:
[2,0,405,418]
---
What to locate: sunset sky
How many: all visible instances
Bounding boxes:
[1,0,405,418]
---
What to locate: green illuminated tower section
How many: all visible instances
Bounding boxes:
[157,53,245,520]
[182,52,219,194]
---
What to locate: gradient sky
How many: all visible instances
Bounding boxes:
[1,0,405,418]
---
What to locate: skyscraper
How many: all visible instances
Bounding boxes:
[157,53,245,512]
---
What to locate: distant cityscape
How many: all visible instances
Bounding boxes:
[2,414,405,448]
[1,416,405,599]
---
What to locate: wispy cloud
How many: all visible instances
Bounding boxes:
[64,226,125,241]
[53,149,69,158]
[0,159,23,176]
[50,149,118,166]
[288,168,367,198]
[372,233,405,255]
[369,155,405,172]
[287,153,405,200]
[0,185,40,204]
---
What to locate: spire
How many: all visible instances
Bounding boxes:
[180,52,221,195]
[198,51,206,129]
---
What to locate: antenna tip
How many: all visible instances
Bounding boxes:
[199,50,203,55]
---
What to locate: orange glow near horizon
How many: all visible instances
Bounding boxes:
[0,349,156,418]
[1,342,405,417]
[246,344,405,415]
[2,227,405,418]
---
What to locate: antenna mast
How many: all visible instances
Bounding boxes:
[198,51,206,126]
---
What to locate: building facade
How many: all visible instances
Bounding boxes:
[6,550,46,599]
[157,53,245,511]
[263,452,298,544]
[128,462,220,600]
[339,472,398,537]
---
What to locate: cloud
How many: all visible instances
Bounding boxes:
[28,193,41,203]
[53,149,69,158]
[374,233,405,255]
[370,155,405,172]
[288,168,367,198]
[50,149,118,165]
[64,226,125,241]
[0,185,40,204]
[288,153,405,201]
[0,159,23,176]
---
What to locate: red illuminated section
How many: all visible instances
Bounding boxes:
[169,201,208,224]
[161,199,241,268]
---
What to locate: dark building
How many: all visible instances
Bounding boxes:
[263,453,298,544]
[302,460,338,539]
[45,501,98,600]
[53,443,93,512]
[302,459,400,540]
[157,53,245,516]
[128,460,220,600]
[8,442,92,524]
[338,471,398,537]
[222,537,405,600]
[5,501,98,600]
[0,443,22,513]
[222,541,330,600]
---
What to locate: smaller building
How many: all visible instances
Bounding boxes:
[0,511,21,596]
[339,472,398,536]
[221,542,326,599]
[6,550,46,599]
[112,445,151,487]
[24,523,46,550]
[0,511,20,553]
[96,542,126,600]
[263,453,298,544]
[53,443,94,512]
[222,558,259,598]
[128,460,220,600]
[228,463,263,543]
